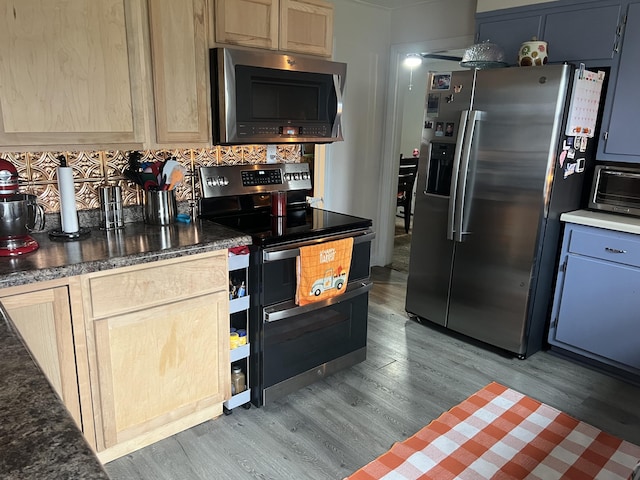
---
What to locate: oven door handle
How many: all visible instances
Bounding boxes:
[264,280,373,322]
[262,230,375,263]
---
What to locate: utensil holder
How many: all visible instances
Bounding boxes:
[143,190,177,225]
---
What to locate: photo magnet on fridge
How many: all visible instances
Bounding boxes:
[427,94,440,115]
[431,74,451,91]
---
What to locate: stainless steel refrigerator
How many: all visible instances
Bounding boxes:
[405,64,602,358]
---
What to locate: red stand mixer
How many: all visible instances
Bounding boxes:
[0,159,43,256]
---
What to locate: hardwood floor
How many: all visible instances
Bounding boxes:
[105,267,640,480]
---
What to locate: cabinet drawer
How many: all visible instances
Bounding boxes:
[86,252,227,318]
[568,228,640,267]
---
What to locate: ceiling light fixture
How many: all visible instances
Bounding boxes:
[403,54,422,90]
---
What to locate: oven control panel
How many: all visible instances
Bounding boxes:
[200,162,312,198]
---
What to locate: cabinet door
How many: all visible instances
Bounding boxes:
[0,0,144,148]
[214,0,279,50]
[0,287,81,427]
[476,15,543,66]
[148,0,210,144]
[554,254,640,372]
[543,4,622,65]
[279,0,333,57]
[599,2,640,162]
[92,292,229,450]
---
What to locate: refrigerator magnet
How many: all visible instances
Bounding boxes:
[564,162,576,179]
[576,158,585,173]
[559,149,567,167]
[567,148,576,160]
[425,121,433,129]
[580,136,588,152]
[427,94,440,115]
[431,73,451,91]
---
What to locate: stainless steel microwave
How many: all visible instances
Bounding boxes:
[589,165,640,217]
[210,47,346,144]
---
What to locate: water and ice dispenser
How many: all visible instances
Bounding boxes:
[426,142,455,196]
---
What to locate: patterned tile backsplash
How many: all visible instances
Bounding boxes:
[1,145,301,213]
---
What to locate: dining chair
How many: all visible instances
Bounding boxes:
[397,157,419,234]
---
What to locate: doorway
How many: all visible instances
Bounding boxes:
[388,49,467,273]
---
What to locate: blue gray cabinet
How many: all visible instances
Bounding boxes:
[476,14,542,65]
[548,222,640,378]
[476,0,640,164]
[543,4,622,65]
[475,0,621,66]
[599,2,640,163]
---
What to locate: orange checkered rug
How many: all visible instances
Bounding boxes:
[347,382,640,480]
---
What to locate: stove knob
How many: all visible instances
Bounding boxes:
[293,173,300,180]
[206,177,215,187]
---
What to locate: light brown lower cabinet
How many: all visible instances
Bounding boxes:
[0,250,231,462]
[81,251,230,462]
[0,278,95,443]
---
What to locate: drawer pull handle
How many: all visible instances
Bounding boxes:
[605,247,626,254]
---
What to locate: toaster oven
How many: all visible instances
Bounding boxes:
[589,165,640,217]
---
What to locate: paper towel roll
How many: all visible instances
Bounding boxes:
[57,166,79,233]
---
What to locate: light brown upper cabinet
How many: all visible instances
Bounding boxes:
[215,0,279,50]
[214,0,334,57]
[0,0,146,150]
[148,0,210,144]
[279,0,333,57]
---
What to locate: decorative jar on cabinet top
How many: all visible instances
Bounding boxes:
[518,37,548,66]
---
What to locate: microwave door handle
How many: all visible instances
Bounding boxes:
[447,110,469,240]
[453,110,481,243]
[332,74,344,138]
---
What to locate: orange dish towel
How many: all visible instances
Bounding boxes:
[296,237,354,306]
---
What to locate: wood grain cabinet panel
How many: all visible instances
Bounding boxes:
[214,0,279,50]
[92,292,229,455]
[148,0,210,144]
[213,0,333,57]
[81,251,231,462]
[279,0,333,57]
[0,286,81,428]
[85,252,227,318]
[0,0,146,149]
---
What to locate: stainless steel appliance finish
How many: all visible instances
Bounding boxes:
[406,65,600,358]
[198,163,373,406]
[211,47,346,144]
[589,165,640,217]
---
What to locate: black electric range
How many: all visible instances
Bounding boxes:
[198,162,375,407]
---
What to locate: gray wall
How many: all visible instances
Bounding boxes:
[324,0,476,266]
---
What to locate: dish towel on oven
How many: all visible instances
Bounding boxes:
[296,237,354,306]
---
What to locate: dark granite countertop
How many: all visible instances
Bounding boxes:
[0,219,251,479]
[1,304,110,479]
[0,219,252,289]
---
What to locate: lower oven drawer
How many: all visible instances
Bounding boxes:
[262,285,369,390]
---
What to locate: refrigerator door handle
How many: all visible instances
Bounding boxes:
[453,110,482,243]
[447,110,470,240]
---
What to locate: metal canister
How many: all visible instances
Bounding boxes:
[99,184,124,230]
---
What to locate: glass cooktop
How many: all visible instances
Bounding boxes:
[201,207,372,247]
